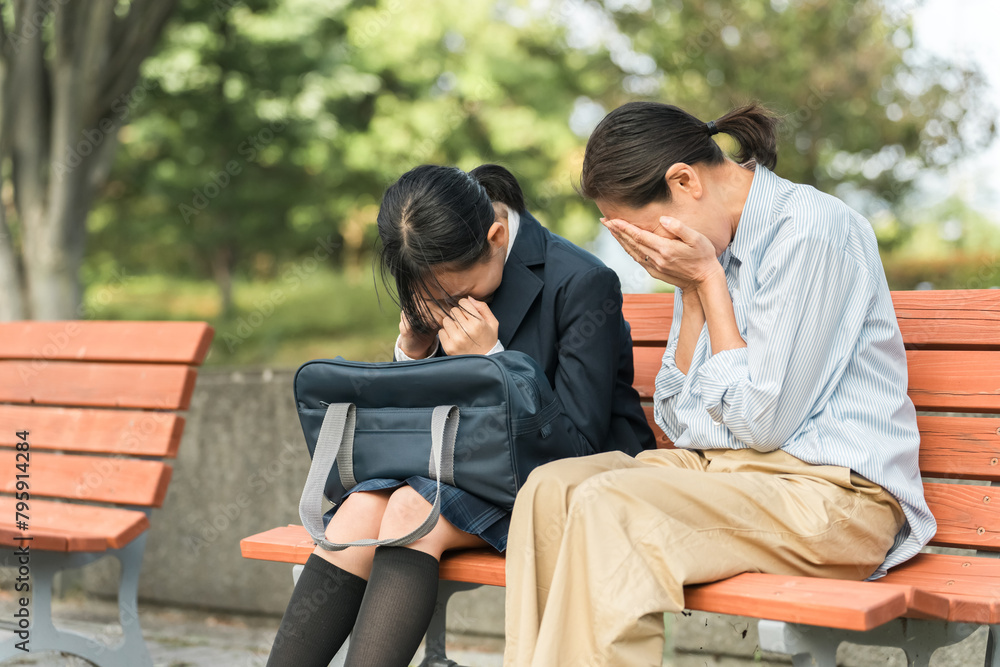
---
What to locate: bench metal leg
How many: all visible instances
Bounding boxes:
[419,579,484,667]
[760,618,983,667]
[758,620,839,667]
[0,534,153,667]
[986,624,1000,667]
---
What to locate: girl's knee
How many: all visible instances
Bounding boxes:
[380,486,432,532]
[325,490,390,539]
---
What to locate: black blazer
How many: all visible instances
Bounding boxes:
[452,211,655,456]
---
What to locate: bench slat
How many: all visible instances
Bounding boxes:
[0,321,213,364]
[0,496,149,551]
[916,416,1000,481]
[905,350,1000,413]
[0,361,198,410]
[622,293,673,345]
[241,525,997,626]
[878,553,1000,624]
[891,290,1000,315]
[925,482,1000,551]
[642,406,673,448]
[0,451,172,507]
[239,525,317,564]
[641,413,1000,481]
[0,405,184,457]
[632,347,1000,413]
[684,574,912,631]
[623,291,1000,350]
[0,527,108,551]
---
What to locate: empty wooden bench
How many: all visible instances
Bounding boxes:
[241,290,1000,666]
[0,320,213,667]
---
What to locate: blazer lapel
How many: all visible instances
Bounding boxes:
[490,212,546,347]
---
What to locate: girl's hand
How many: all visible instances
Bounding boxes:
[399,310,439,359]
[603,216,720,291]
[439,297,500,356]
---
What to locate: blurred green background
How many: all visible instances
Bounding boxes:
[3,0,998,366]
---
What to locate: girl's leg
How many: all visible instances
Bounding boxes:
[344,486,487,667]
[266,490,392,667]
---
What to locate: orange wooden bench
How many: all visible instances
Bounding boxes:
[0,321,213,667]
[241,290,1000,666]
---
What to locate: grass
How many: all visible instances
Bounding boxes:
[82,266,401,368]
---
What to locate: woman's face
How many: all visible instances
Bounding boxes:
[595,163,734,258]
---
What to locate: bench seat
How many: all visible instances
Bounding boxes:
[0,497,149,552]
[240,524,959,631]
[241,289,1000,665]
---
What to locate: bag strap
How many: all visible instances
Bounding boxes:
[298,403,459,551]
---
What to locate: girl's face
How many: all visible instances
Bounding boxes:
[419,203,509,325]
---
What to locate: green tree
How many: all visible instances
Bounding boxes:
[91,0,993,303]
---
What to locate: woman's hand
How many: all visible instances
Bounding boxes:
[603,216,720,291]
[439,297,500,356]
[398,310,439,359]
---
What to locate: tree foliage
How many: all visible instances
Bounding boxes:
[88,0,994,301]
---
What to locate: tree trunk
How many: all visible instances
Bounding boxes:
[212,245,235,318]
[0,206,27,320]
[0,0,178,321]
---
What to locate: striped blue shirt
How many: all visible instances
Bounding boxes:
[653,164,935,579]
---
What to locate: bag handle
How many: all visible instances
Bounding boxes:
[298,403,459,551]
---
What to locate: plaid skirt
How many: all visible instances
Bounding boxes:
[321,476,511,552]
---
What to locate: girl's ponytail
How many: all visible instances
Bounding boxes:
[469,164,526,214]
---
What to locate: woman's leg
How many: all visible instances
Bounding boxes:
[503,451,660,667]
[512,449,904,667]
[344,485,487,667]
[266,490,392,667]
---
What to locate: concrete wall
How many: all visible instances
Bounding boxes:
[61,369,989,664]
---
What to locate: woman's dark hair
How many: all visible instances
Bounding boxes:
[375,164,524,334]
[580,102,780,208]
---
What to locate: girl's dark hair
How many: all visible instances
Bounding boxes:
[470,163,525,215]
[580,102,780,208]
[375,164,524,334]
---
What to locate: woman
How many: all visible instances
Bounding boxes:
[503,103,935,666]
[266,163,654,667]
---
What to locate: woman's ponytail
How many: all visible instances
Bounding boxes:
[713,103,780,171]
[581,101,782,208]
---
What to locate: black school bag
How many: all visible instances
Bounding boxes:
[294,350,573,550]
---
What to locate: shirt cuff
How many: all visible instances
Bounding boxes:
[653,347,686,401]
[697,347,749,423]
[394,335,440,361]
[485,340,505,356]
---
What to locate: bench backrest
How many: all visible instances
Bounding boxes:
[622,290,1000,553]
[0,321,213,512]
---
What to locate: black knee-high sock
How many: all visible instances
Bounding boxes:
[265,552,368,667]
[344,546,441,667]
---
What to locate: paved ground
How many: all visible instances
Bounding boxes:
[6,589,984,666]
[0,591,790,667]
[0,590,515,667]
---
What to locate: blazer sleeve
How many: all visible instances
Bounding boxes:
[549,265,626,456]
